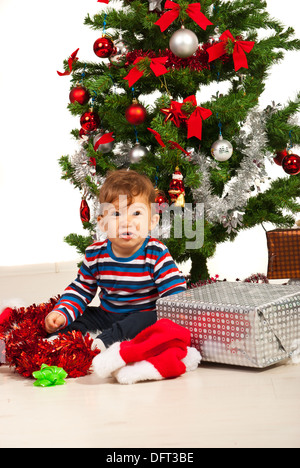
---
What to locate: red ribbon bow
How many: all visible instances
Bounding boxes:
[57,48,79,76]
[161,100,186,127]
[183,95,212,140]
[124,57,169,87]
[207,30,255,71]
[155,1,213,33]
[93,132,114,152]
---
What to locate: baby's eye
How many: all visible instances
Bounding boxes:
[112,211,120,217]
[133,211,142,216]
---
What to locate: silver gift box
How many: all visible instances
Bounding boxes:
[157,282,300,368]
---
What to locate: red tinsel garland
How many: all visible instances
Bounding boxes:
[124,44,216,72]
[243,273,269,284]
[0,298,99,379]
[186,273,269,288]
[124,43,231,72]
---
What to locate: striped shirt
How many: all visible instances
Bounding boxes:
[53,236,186,325]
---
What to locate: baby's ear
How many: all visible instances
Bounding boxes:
[97,215,107,233]
[150,213,160,231]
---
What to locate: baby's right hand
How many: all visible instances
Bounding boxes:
[45,312,66,334]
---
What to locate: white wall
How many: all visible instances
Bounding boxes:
[0,0,299,280]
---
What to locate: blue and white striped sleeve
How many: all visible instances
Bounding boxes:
[51,251,98,325]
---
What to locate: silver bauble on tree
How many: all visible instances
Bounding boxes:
[93,132,114,154]
[211,134,233,162]
[169,26,199,58]
[109,39,129,67]
[129,143,148,163]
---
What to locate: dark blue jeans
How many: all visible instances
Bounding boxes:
[50,307,157,347]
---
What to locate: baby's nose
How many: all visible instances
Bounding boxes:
[120,213,133,226]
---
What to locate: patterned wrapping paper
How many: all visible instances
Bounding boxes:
[157,282,300,368]
[0,339,6,364]
[267,229,300,279]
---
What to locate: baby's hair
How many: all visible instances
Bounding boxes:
[99,169,156,206]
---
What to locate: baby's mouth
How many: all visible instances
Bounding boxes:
[119,231,135,240]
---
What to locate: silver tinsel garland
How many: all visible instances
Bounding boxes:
[70,145,103,190]
[192,107,273,233]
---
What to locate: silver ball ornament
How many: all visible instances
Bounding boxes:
[169,27,199,58]
[93,132,114,154]
[109,39,129,66]
[128,143,148,163]
[211,134,233,162]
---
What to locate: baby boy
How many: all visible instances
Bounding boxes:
[45,169,186,352]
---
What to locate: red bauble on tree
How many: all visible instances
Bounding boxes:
[79,127,89,139]
[273,149,288,166]
[155,191,169,214]
[69,85,90,105]
[125,100,147,125]
[93,36,114,58]
[80,198,90,224]
[80,110,100,132]
[282,153,300,175]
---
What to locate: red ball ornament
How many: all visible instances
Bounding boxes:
[282,153,300,175]
[79,127,89,139]
[125,101,147,125]
[273,149,287,166]
[155,192,169,214]
[93,37,114,58]
[80,110,100,132]
[80,199,90,224]
[69,85,90,105]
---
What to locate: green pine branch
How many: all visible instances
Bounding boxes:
[242,175,300,229]
[64,233,94,257]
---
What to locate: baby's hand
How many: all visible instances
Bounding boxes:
[45,312,66,334]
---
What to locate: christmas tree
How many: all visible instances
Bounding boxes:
[58,0,300,282]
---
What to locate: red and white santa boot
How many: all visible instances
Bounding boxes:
[0,308,13,326]
[113,346,201,384]
[92,318,193,379]
[0,298,25,327]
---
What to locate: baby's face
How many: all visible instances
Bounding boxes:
[99,194,159,257]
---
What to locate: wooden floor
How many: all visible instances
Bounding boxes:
[1,360,300,448]
[1,263,300,448]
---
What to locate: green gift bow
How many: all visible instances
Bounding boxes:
[32,364,68,387]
